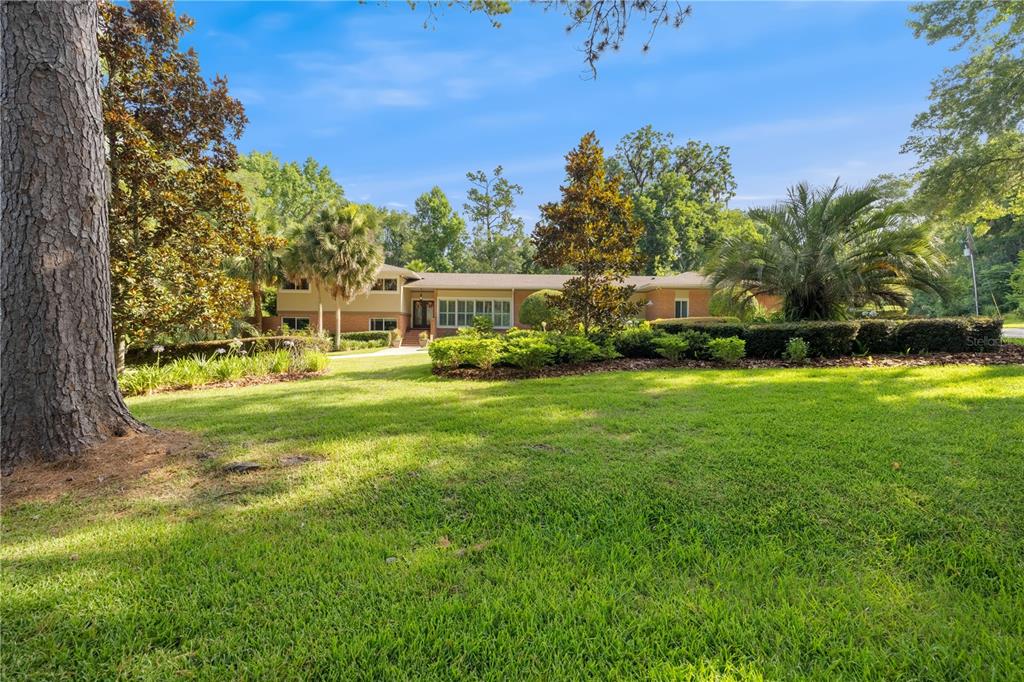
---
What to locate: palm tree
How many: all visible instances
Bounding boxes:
[705,180,949,320]
[284,204,384,345]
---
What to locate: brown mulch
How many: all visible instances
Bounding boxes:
[129,370,326,397]
[435,343,1024,381]
[1,430,202,504]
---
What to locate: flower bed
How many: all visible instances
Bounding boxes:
[119,349,329,396]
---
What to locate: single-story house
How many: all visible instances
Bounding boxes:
[264,264,774,344]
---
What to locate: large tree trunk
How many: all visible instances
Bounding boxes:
[252,286,263,330]
[1,0,145,471]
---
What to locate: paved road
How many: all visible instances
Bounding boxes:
[1003,326,1024,339]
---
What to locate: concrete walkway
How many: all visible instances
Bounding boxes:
[329,346,426,360]
[1003,326,1024,339]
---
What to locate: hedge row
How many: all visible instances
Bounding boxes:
[336,331,390,342]
[619,317,1003,359]
[127,335,331,364]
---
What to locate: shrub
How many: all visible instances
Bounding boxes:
[653,335,690,361]
[267,350,291,374]
[893,317,1002,354]
[471,315,495,335]
[519,289,562,328]
[428,336,502,369]
[708,336,746,364]
[290,350,329,373]
[336,331,390,342]
[613,323,660,358]
[653,319,745,338]
[500,333,556,370]
[335,339,384,352]
[743,321,859,358]
[212,356,247,382]
[855,319,899,354]
[677,330,713,359]
[783,337,809,362]
[166,357,209,388]
[550,334,601,364]
[126,335,330,365]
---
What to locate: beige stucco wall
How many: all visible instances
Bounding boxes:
[277,282,407,314]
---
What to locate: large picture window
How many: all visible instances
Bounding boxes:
[369,318,398,331]
[281,316,310,330]
[674,299,689,318]
[282,279,309,291]
[438,299,512,328]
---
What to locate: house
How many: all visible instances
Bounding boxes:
[265,264,768,344]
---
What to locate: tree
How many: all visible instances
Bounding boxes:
[232,152,346,327]
[533,132,644,332]
[1010,251,1024,315]
[904,1,1024,220]
[518,289,563,328]
[2,0,143,470]
[464,166,531,273]
[409,187,468,271]
[100,1,264,354]
[705,181,949,321]
[609,125,736,273]
[284,204,384,346]
[373,206,416,267]
[423,1,692,77]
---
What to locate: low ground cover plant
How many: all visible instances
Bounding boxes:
[783,337,810,362]
[127,334,330,364]
[119,349,328,396]
[708,336,746,364]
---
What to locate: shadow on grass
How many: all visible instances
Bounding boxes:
[2,359,1023,679]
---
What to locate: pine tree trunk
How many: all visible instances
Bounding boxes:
[1,0,145,471]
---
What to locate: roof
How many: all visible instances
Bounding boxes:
[400,271,712,291]
[379,263,422,280]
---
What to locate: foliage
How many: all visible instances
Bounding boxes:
[1011,251,1024,314]
[118,349,326,396]
[782,337,809,363]
[499,333,557,370]
[410,186,468,272]
[652,335,690,362]
[336,331,391,343]
[609,125,738,273]
[613,323,660,358]
[651,320,745,337]
[549,334,602,365]
[471,315,495,335]
[464,166,532,273]
[706,181,949,321]
[894,317,1003,354]
[518,289,563,328]
[534,132,644,332]
[427,336,502,370]
[742,321,860,359]
[285,203,384,306]
[126,335,329,365]
[905,1,1024,220]
[374,207,416,267]
[707,336,746,365]
[334,339,386,352]
[99,1,266,346]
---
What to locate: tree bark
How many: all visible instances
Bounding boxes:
[252,286,263,330]
[1,0,145,471]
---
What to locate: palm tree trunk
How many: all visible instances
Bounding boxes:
[334,305,341,350]
[252,286,263,330]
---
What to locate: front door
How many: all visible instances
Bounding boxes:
[412,300,433,329]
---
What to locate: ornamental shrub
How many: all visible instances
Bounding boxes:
[336,331,390,342]
[550,334,601,364]
[428,336,501,369]
[743,321,858,358]
[855,319,899,354]
[653,335,690,361]
[500,333,556,370]
[613,323,660,358]
[519,289,562,328]
[783,337,809,362]
[708,336,746,364]
[653,319,745,338]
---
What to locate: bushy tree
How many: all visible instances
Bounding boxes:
[409,186,468,271]
[373,207,416,267]
[609,125,736,273]
[534,132,644,332]
[100,1,265,353]
[706,181,949,321]
[464,166,532,272]
[518,289,563,328]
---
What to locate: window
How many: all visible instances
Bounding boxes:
[438,299,512,328]
[281,279,309,291]
[369,318,397,331]
[371,278,398,291]
[281,316,310,331]
[675,299,689,318]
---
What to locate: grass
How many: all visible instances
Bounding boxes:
[3,355,1023,680]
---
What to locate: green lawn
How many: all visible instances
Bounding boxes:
[4,356,1024,680]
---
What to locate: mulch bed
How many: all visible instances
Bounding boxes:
[435,343,1024,381]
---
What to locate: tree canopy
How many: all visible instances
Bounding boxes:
[464,166,532,273]
[409,187,468,272]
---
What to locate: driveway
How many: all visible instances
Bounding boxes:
[1003,326,1024,339]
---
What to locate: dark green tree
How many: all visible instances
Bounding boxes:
[409,187,468,272]
[464,166,532,272]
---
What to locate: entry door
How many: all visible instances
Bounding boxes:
[413,300,433,328]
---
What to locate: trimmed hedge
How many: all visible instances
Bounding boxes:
[336,331,390,342]
[652,320,745,338]
[127,335,331,365]
[743,321,860,358]
[854,319,900,354]
[894,317,1003,354]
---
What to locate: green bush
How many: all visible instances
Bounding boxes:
[894,317,1002,353]
[677,330,713,359]
[127,335,329,365]
[653,335,690,361]
[500,333,556,370]
[550,334,601,364]
[292,350,329,373]
[428,336,502,369]
[212,356,247,382]
[335,339,385,352]
[855,319,899,354]
[336,331,390,342]
[267,350,292,374]
[653,319,745,338]
[471,315,495,334]
[708,336,746,364]
[743,321,859,358]
[783,337,809,362]
[655,316,741,325]
[613,323,660,358]
[519,289,562,328]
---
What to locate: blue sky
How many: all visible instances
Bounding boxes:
[179,1,956,226]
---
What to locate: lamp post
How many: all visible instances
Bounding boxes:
[964,226,979,316]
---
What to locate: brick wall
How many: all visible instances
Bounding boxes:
[273,310,410,334]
